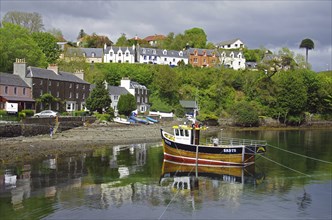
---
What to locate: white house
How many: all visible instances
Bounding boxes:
[120,78,149,113]
[104,45,136,63]
[217,39,245,50]
[220,51,246,70]
[137,47,188,66]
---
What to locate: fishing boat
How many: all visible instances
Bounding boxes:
[160,121,267,167]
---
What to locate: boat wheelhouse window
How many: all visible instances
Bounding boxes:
[180,129,184,136]
[185,130,189,137]
[175,129,179,136]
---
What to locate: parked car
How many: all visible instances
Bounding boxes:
[34,110,59,118]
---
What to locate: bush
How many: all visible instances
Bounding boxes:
[21,109,34,117]
[231,101,259,127]
[18,112,26,119]
[0,110,7,116]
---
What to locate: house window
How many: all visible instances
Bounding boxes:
[164,58,167,62]
[144,55,147,60]
[142,49,146,54]
[40,80,43,85]
[57,82,59,87]
[76,93,78,99]
[203,59,206,64]
[83,93,85,99]
[126,52,129,57]
[57,91,59,97]
[83,52,86,57]
[194,58,198,63]
[163,50,167,55]
[173,58,175,62]
[179,51,183,56]
[83,85,85,89]
[110,52,113,56]
[40,90,43,96]
[56,103,59,110]
[153,49,156,54]
[114,95,119,101]
[23,88,26,95]
[69,83,72,88]
[5,86,8,94]
[14,87,17,95]
[69,92,72,98]
[76,84,79,89]
[91,52,95,57]
[49,81,51,86]
[118,53,122,56]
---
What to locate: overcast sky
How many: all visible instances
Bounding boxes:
[1,0,331,72]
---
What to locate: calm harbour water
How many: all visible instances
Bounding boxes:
[0,128,331,219]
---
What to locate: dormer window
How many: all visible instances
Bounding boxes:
[179,51,183,56]
[142,48,146,54]
[152,49,156,54]
[163,50,167,55]
[91,52,95,57]
[82,52,86,57]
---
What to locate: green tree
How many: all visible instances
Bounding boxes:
[0,22,48,72]
[32,32,61,64]
[2,11,44,32]
[81,33,112,48]
[184,27,207,48]
[117,93,137,116]
[299,38,314,66]
[86,80,111,113]
[231,101,259,127]
[48,28,66,41]
[115,33,129,46]
[273,71,307,123]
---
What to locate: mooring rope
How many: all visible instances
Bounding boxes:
[267,144,332,164]
[258,153,311,177]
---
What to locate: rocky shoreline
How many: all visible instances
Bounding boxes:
[0,120,194,166]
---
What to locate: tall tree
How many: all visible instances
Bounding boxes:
[48,28,66,41]
[117,93,137,116]
[77,29,87,40]
[299,38,314,65]
[0,22,47,72]
[86,80,111,113]
[32,32,61,64]
[2,11,44,32]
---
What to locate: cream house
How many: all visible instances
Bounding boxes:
[220,51,246,70]
[217,39,245,50]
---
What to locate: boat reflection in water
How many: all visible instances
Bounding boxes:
[159,160,265,209]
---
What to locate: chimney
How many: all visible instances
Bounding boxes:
[47,64,59,74]
[73,69,84,81]
[13,58,27,77]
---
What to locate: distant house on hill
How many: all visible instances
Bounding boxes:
[179,100,198,116]
[220,50,246,70]
[187,48,219,67]
[137,47,188,66]
[217,38,245,50]
[143,34,166,47]
[104,45,136,63]
[64,48,103,63]
[105,83,130,115]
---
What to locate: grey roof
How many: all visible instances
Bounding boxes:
[1,95,35,102]
[26,67,90,84]
[218,38,241,46]
[139,48,188,58]
[0,72,30,87]
[108,86,129,95]
[105,46,135,54]
[66,48,103,58]
[180,100,197,108]
[130,81,146,89]
[187,48,219,57]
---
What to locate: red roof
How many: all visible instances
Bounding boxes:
[143,34,166,42]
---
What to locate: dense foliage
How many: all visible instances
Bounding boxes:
[117,93,137,116]
[85,63,331,126]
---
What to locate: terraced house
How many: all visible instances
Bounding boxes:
[13,59,90,112]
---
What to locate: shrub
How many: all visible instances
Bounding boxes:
[94,113,111,122]
[18,112,26,119]
[231,101,259,127]
[21,109,34,117]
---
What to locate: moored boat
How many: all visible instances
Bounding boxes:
[160,122,267,167]
[114,117,131,125]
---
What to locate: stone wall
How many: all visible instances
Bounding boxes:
[0,116,96,138]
